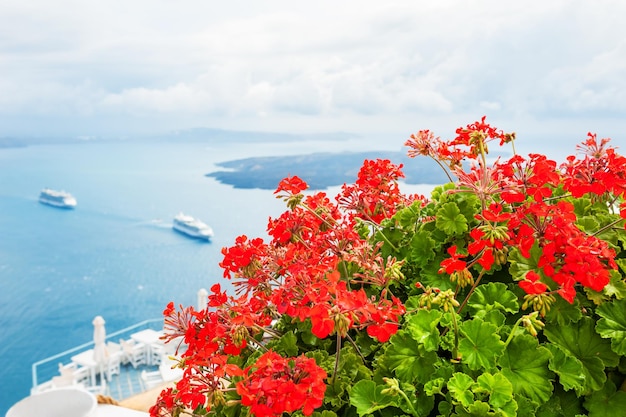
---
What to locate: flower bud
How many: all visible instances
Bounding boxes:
[380,377,401,396]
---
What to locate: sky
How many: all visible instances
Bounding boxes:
[1,0,625,156]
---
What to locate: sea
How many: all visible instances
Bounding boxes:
[0,134,428,413]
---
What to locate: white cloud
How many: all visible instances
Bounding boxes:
[0,0,625,142]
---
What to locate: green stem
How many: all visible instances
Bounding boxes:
[331,332,342,386]
[593,218,624,237]
[431,156,454,183]
[345,334,367,364]
[502,317,525,349]
[254,324,281,339]
[368,222,400,252]
[456,270,485,315]
[450,310,460,361]
[397,389,420,417]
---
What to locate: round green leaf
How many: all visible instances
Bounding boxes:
[349,380,397,416]
[435,202,468,235]
[467,282,519,315]
[476,372,514,409]
[406,309,442,351]
[499,334,553,404]
[458,318,504,371]
[596,298,626,356]
[447,372,475,407]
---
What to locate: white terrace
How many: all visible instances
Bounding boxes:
[31,318,184,401]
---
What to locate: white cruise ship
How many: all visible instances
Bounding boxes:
[172,213,214,240]
[39,188,77,209]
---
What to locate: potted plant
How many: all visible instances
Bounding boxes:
[152,118,626,417]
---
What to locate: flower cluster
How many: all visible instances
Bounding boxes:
[151,159,418,417]
[152,118,626,417]
[407,121,625,306]
[236,351,326,417]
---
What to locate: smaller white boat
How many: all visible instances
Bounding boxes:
[39,188,77,209]
[173,213,214,240]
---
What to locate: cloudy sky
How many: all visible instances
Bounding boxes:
[1,0,625,154]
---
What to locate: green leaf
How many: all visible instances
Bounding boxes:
[458,318,504,371]
[576,216,600,233]
[305,350,335,376]
[596,298,626,355]
[476,372,514,409]
[395,201,422,229]
[515,396,540,417]
[438,400,453,416]
[406,309,442,351]
[553,387,586,417]
[467,282,519,315]
[480,309,507,328]
[339,346,372,381]
[416,259,457,291]
[544,317,619,395]
[398,381,435,416]
[382,330,438,383]
[349,380,397,416]
[583,380,626,417]
[499,334,553,404]
[435,202,468,235]
[311,411,338,417]
[544,296,582,326]
[272,330,298,356]
[424,377,445,396]
[571,196,592,217]
[409,229,437,264]
[465,401,491,416]
[447,372,475,407]
[602,269,626,299]
[508,245,542,282]
[545,344,585,392]
[535,396,565,417]
[353,331,379,357]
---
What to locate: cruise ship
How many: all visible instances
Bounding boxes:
[172,213,214,240]
[39,188,77,209]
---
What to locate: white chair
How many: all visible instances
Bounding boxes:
[120,339,147,368]
[86,377,107,395]
[141,370,164,390]
[105,354,121,380]
[51,374,75,388]
[150,343,166,366]
[107,341,122,356]
[58,362,90,386]
[104,341,123,379]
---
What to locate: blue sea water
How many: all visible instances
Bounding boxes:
[0,134,429,413]
[0,139,326,413]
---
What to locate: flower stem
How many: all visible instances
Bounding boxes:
[397,389,420,417]
[345,334,366,364]
[431,156,454,183]
[503,317,525,349]
[456,270,485,315]
[450,310,460,361]
[592,218,624,237]
[331,332,342,386]
[372,224,400,252]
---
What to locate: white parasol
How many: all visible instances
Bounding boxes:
[92,315,108,380]
[197,288,209,311]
